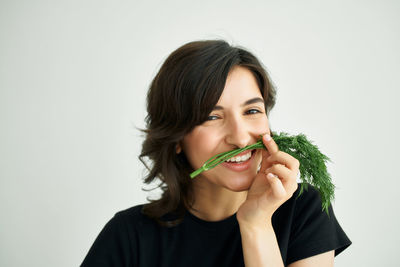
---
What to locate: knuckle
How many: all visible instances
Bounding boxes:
[266,165,276,173]
[277,151,285,158]
[273,164,284,173]
[295,159,300,168]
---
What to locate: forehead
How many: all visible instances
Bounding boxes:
[216,66,263,106]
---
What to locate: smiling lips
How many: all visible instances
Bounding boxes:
[225,150,253,163]
[221,149,256,172]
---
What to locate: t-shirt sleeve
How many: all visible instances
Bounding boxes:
[286,184,352,265]
[80,211,136,267]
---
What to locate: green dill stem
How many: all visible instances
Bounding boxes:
[190,140,264,179]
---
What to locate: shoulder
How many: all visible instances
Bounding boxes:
[293,183,325,210]
[114,204,145,221]
[294,183,321,200]
[273,182,343,246]
[273,183,324,220]
[282,183,352,264]
[286,183,334,229]
[290,183,340,228]
[81,204,148,266]
[111,204,154,229]
[94,204,147,237]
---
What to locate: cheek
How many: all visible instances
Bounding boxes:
[184,128,221,169]
[252,116,270,136]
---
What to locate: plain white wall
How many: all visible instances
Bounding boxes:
[1,0,399,266]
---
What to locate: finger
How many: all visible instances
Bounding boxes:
[265,151,300,172]
[266,168,298,198]
[266,173,286,199]
[263,133,279,155]
[259,149,271,173]
[264,164,294,187]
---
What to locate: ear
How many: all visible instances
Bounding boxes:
[176,142,182,154]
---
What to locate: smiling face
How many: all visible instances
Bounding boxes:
[180,66,271,192]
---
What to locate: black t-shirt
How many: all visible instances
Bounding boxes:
[81,184,351,266]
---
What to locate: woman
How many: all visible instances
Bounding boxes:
[81,40,351,266]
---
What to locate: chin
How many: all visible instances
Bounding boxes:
[224,173,255,192]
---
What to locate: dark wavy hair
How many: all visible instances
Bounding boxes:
[139,39,277,227]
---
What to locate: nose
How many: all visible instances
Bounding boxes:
[224,115,252,149]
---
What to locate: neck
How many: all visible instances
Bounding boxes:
[189,177,248,222]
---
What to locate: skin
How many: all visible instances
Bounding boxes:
[177,66,334,266]
[179,65,269,221]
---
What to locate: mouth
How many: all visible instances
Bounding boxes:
[220,149,257,172]
[224,149,256,163]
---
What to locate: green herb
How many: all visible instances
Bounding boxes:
[189,131,335,213]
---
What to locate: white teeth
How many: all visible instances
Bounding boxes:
[226,151,252,163]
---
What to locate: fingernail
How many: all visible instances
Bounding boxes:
[264,134,271,141]
[267,173,274,179]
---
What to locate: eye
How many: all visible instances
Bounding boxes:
[245,109,262,115]
[207,115,219,121]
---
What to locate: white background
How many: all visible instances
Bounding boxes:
[1,0,399,266]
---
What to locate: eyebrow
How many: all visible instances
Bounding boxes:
[212,97,265,111]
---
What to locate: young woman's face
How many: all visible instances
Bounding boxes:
[180,66,270,192]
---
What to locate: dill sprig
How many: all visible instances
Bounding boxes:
[189,131,335,214]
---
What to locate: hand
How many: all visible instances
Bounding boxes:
[237,133,299,227]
